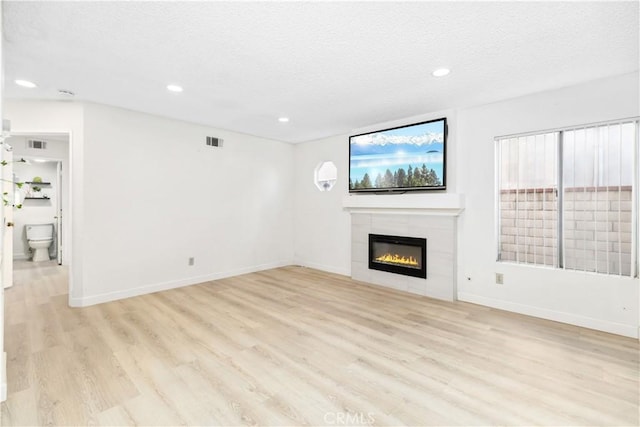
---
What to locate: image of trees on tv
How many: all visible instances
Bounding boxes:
[349,119,445,190]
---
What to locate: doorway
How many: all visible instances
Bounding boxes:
[3,133,70,289]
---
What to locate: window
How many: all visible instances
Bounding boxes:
[497,119,638,277]
[314,161,337,192]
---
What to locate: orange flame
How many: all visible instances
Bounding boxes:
[374,253,419,267]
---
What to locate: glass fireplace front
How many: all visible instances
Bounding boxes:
[369,234,427,278]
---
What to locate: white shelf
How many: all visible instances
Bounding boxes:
[342,193,464,216]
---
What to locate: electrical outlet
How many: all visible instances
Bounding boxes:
[188,257,195,266]
[495,273,504,285]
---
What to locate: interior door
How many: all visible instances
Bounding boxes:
[2,148,13,289]
[56,161,62,265]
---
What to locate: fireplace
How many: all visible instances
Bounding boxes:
[368,234,427,279]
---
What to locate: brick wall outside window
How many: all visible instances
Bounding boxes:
[499,187,633,275]
[497,119,637,277]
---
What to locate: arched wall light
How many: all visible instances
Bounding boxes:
[314,161,337,192]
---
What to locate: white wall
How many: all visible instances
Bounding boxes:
[293,134,351,274]
[4,101,84,302]
[12,161,59,259]
[457,72,639,337]
[294,73,639,337]
[80,103,294,304]
[3,74,638,337]
[9,134,70,159]
[293,110,457,275]
[4,100,295,305]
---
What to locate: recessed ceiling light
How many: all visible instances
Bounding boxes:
[278,117,290,123]
[166,84,183,93]
[15,79,37,88]
[432,68,451,77]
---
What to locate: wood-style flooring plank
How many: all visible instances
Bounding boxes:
[1,261,638,426]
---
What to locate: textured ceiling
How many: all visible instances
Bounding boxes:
[3,1,638,143]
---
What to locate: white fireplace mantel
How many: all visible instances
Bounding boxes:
[342,193,464,216]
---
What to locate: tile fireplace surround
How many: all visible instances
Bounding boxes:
[343,194,464,301]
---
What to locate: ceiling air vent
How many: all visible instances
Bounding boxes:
[206,136,223,147]
[27,140,47,150]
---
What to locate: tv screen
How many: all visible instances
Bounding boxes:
[349,118,447,193]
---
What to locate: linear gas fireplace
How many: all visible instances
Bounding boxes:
[369,234,427,279]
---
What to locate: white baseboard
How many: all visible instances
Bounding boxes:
[458,292,639,339]
[1,352,6,402]
[69,260,294,307]
[292,259,350,277]
[12,254,29,261]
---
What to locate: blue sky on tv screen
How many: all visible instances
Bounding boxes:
[350,120,445,185]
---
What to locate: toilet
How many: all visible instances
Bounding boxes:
[26,224,54,262]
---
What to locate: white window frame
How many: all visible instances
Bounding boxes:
[496,117,639,277]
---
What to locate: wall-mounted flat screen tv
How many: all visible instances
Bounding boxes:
[349,117,447,193]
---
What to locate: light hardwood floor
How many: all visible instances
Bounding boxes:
[1,261,638,426]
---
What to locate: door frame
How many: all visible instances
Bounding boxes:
[2,147,14,289]
[5,130,73,288]
[0,138,7,402]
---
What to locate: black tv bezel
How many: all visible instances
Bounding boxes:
[348,117,447,193]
